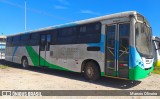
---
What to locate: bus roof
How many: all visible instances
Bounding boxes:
[8,11,139,37]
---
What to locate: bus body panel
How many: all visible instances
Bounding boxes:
[129,46,153,80]
[6,44,105,73]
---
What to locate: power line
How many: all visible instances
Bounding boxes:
[0,0,73,22]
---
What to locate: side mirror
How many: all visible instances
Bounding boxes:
[141,23,144,33]
[158,43,160,49]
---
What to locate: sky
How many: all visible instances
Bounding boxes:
[0,0,159,37]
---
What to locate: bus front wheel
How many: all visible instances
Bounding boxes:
[22,57,29,69]
[83,61,100,81]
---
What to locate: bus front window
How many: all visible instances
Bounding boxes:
[156,41,160,55]
[135,22,153,58]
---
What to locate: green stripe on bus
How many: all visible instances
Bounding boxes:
[101,72,105,76]
[26,46,39,66]
[101,66,153,80]
[129,65,153,80]
[101,71,117,77]
[26,46,71,71]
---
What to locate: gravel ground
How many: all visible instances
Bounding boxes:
[0,60,160,99]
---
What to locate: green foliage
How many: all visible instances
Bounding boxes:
[0,65,8,69]
[153,66,160,74]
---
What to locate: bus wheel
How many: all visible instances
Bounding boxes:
[83,61,100,81]
[22,57,29,69]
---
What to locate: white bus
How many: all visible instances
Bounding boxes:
[5,11,153,81]
[0,36,6,59]
[152,36,160,67]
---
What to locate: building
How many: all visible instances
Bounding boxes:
[0,36,6,59]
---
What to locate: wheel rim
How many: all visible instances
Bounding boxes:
[86,66,94,78]
[23,59,27,68]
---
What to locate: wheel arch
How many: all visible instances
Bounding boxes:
[81,59,101,73]
[21,56,28,64]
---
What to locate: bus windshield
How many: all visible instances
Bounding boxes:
[135,22,153,58]
[155,40,160,55]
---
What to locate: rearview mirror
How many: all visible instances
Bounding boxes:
[158,43,160,49]
[141,23,144,33]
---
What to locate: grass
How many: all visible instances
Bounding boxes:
[153,66,160,74]
[0,65,8,69]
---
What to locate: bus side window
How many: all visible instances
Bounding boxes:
[46,34,51,51]
[57,27,77,44]
[80,26,87,33]
[12,36,20,46]
[21,34,30,46]
[30,33,39,46]
[78,22,101,44]
[6,37,11,46]
[51,29,58,45]
[40,35,45,51]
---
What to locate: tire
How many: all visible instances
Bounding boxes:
[22,57,29,69]
[83,61,100,81]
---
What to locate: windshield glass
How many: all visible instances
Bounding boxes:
[155,41,160,55]
[135,22,153,58]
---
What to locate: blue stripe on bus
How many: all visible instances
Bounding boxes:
[87,34,119,60]
[87,34,105,53]
[129,46,144,68]
[12,47,18,62]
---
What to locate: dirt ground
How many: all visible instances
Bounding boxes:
[0,60,160,99]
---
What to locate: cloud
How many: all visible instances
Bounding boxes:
[0,0,72,21]
[80,10,100,15]
[54,5,67,9]
[0,0,23,8]
[58,0,70,5]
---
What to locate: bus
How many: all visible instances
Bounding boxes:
[0,36,6,59]
[5,11,153,81]
[152,36,160,67]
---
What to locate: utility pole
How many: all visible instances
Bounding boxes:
[24,0,27,32]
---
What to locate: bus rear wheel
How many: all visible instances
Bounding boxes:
[83,61,100,81]
[22,57,29,69]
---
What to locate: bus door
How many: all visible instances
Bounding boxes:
[105,23,130,78]
[40,34,51,66]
